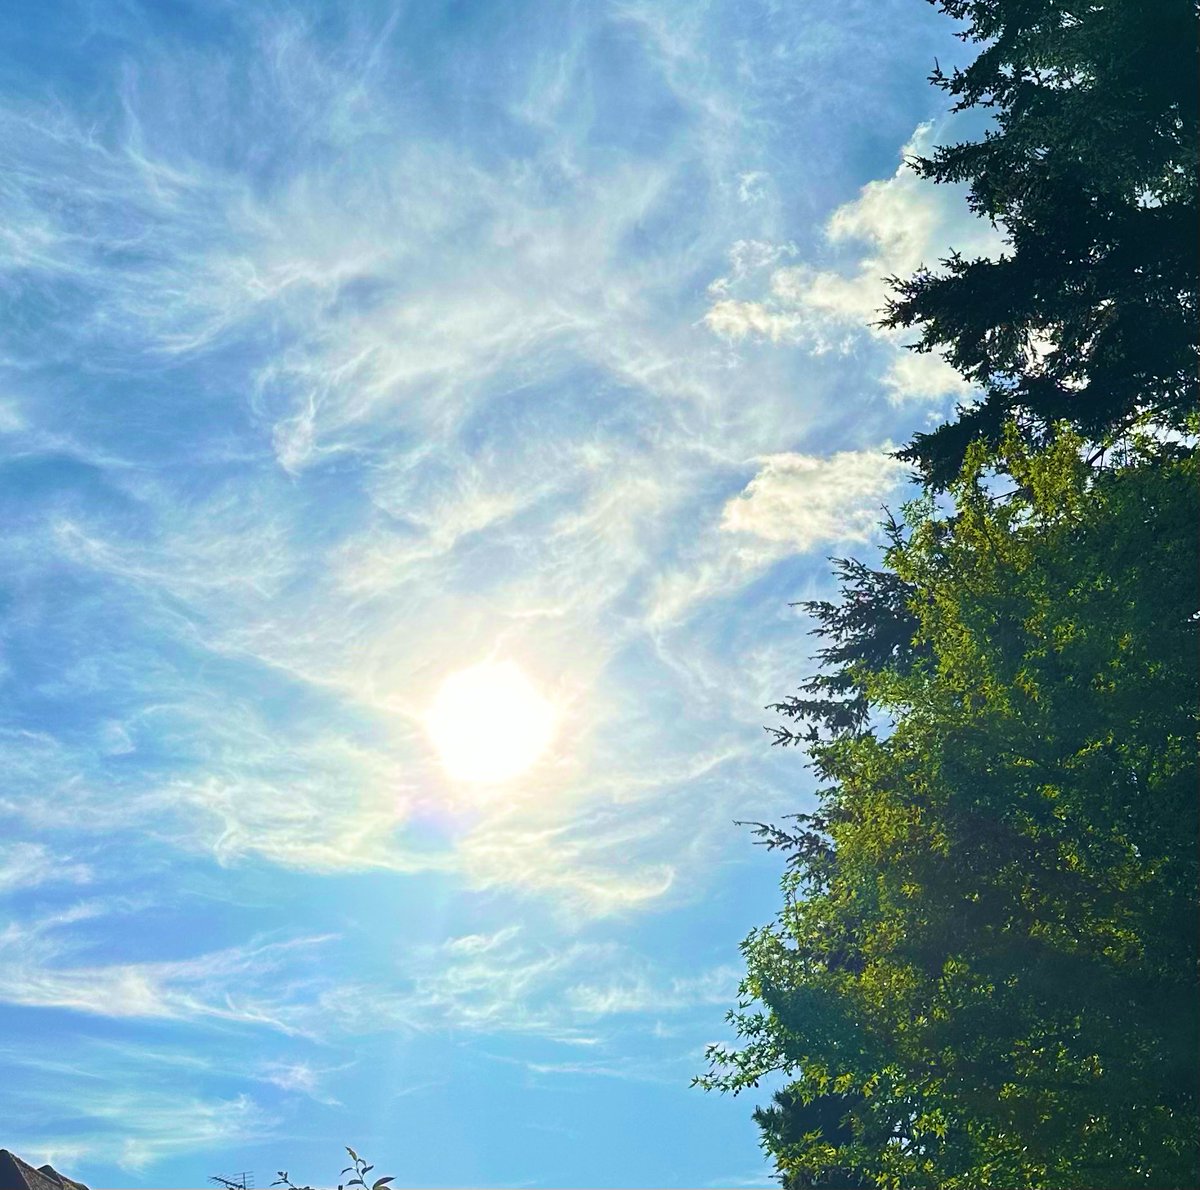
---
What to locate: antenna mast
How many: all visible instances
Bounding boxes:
[209,1175,254,1190]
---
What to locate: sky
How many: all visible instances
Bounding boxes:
[0,1,991,1186]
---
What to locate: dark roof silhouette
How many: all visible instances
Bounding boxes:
[0,1151,89,1190]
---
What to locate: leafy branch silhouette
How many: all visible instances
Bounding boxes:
[273,1147,394,1190]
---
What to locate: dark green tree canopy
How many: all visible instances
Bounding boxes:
[885,0,1198,486]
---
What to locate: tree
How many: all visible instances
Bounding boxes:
[882,0,1198,487]
[698,429,1199,1188]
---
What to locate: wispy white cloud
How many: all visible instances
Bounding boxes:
[565,963,742,1016]
[316,924,742,1051]
[7,1086,273,1175]
[0,842,91,894]
[0,1037,283,1174]
[705,122,1002,404]
[0,900,331,1032]
[257,1059,345,1106]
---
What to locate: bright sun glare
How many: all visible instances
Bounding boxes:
[425,660,557,784]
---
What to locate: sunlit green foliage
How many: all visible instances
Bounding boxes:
[699,429,1199,1188]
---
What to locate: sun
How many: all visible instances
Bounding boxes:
[425,660,557,784]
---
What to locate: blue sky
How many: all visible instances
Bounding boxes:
[0,1,990,1185]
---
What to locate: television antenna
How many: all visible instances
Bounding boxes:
[209,1175,254,1190]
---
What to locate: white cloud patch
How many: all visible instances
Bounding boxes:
[705,122,1003,403]
[648,445,907,626]
[566,963,741,1016]
[318,924,742,1047]
[0,901,331,1032]
[0,843,91,894]
[882,348,977,404]
[704,298,800,343]
[6,1087,272,1175]
[257,1059,344,1105]
[720,447,908,551]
